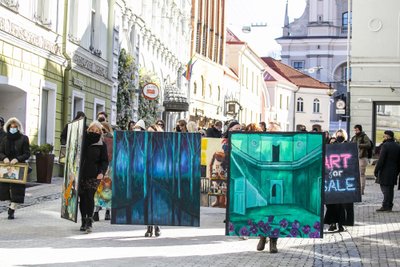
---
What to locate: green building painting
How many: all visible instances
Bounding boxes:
[227,132,324,238]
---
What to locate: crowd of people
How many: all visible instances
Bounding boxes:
[0,112,398,254]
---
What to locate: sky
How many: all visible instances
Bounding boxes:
[226,0,307,58]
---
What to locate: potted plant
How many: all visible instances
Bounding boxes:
[31,143,54,183]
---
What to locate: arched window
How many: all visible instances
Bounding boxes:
[296,97,304,112]
[313,98,320,113]
[217,86,221,101]
[201,76,205,97]
[193,82,197,95]
[209,84,212,97]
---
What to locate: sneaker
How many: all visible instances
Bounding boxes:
[328,224,337,231]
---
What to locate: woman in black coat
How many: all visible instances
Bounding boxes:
[0,117,30,219]
[79,121,109,233]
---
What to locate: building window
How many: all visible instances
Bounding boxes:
[72,90,85,121]
[201,76,205,97]
[34,0,52,27]
[342,12,351,33]
[39,81,57,145]
[279,94,283,109]
[93,98,105,121]
[209,84,212,97]
[286,96,289,110]
[297,97,304,112]
[292,61,304,70]
[217,86,221,101]
[193,82,197,95]
[313,98,320,113]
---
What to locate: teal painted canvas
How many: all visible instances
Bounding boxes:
[227,132,324,238]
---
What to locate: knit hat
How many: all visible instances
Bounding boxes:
[384,130,394,139]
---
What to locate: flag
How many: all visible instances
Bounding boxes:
[183,58,197,81]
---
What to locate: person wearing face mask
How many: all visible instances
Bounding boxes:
[0,117,30,219]
[79,121,109,233]
[206,121,223,138]
[97,111,108,123]
[324,129,350,232]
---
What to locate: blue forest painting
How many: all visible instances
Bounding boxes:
[111,131,201,227]
[227,132,324,238]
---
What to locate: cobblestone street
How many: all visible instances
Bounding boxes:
[0,172,399,267]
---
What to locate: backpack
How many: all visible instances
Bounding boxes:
[366,139,375,159]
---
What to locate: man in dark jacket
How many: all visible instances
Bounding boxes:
[374,130,400,212]
[350,124,371,195]
[206,121,222,138]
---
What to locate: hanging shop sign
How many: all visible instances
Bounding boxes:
[142,83,159,100]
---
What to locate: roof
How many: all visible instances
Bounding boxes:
[261,57,330,89]
[226,28,243,43]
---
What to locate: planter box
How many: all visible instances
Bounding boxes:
[35,154,55,183]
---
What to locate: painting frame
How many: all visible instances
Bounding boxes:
[61,117,86,222]
[0,163,29,184]
[226,132,324,239]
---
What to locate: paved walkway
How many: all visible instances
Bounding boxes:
[0,174,399,266]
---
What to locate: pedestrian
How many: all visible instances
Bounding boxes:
[79,121,109,233]
[175,119,187,133]
[187,121,198,133]
[324,129,349,232]
[155,119,165,131]
[133,119,146,131]
[0,117,30,219]
[141,119,161,237]
[206,121,223,138]
[127,120,136,131]
[259,121,267,132]
[60,111,85,145]
[350,124,371,195]
[257,122,280,253]
[93,121,113,222]
[374,130,400,212]
[0,117,6,141]
[97,111,108,123]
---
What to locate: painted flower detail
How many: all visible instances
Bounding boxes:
[247,219,254,226]
[290,228,299,237]
[279,219,289,229]
[229,222,234,232]
[261,223,271,234]
[292,220,300,229]
[302,225,311,234]
[258,220,265,228]
[270,228,280,238]
[309,231,320,238]
[250,224,258,234]
[267,215,274,223]
[239,226,250,236]
[313,221,320,230]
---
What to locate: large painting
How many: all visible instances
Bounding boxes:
[325,143,361,204]
[61,118,85,222]
[200,138,227,207]
[94,136,113,210]
[227,132,324,238]
[111,131,201,226]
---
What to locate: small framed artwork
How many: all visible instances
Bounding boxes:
[0,163,29,184]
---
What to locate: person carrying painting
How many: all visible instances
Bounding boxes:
[0,117,30,219]
[79,121,109,233]
[256,122,280,253]
[93,121,113,222]
[324,129,348,232]
[141,119,162,237]
[60,111,86,145]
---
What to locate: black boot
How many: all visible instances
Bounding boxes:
[93,212,99,222]
[86,217,93,233]
[257,236,267,251]
[269,238,278,253]
[8,208,15,220]
[154,226,161,237]
[145,226,153,237]
[105,210,110,220]
[80,217,86,231]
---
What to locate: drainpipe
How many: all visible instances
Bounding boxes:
[62,0,71,127]
[293,86,300,131]
[346,0,352,133]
